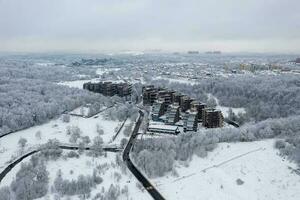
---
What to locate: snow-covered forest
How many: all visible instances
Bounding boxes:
[0,58,114,134]
[150,74,300,122]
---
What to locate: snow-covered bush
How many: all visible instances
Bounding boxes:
[62,114,70,123]
[96,124,104,135]
[18,137,27,149]
[40,139,63,160]
[123,123,133,137]
[66,126,82,143]
[104,184,120,200]
[35,130,42,140]
[66,151,80,158]
[88,136,104,157]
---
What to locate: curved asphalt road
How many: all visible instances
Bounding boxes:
[224,118,240,128]
[122,110,166,200]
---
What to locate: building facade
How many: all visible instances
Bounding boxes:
[83,81,132,98]
[202,108,224,128]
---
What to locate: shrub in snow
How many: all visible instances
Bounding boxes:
[120,138,128,148]
[96,124,104,135]
[81,136,91,145]
[62,114,70,123]
[67,151,79,158]
[121,185,129,198]
[35,130,42,140]
[88,136,104,157]
[18,137,27,149]
[123,123,133,137]
[104,184,120,200]
[114,172,122,182]
[275,140,286,149]
[236,178,244,185]
[40,139,63,160]
[66,126,82,143]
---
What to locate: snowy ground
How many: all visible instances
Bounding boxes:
[57,79,99,89]
[1,151,152,200]
[0,105,146,199]
[57,68,122,89]
[69,105,91,117]
[151,139,300,200]
[153,76,199,85]
[0,107,128,169]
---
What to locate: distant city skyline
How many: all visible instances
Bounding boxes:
[0,0,299,53]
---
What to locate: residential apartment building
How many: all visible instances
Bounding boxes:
[202,108,224,128]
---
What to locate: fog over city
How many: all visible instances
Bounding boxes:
[1,0,300,53]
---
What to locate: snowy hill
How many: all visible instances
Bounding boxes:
[152,139,300,200]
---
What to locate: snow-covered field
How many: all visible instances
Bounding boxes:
[153,76,199,85]
[152,139,300,200]
[0,108,127,169]
[58,79,98,89]
[1,152,151,200]
[0,105,146,199]
[57,68,122,89]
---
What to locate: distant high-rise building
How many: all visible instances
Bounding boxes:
[83,82,132,98]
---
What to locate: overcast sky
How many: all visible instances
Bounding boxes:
[0,0,299,53]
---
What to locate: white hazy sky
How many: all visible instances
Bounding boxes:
[0,0,299,53]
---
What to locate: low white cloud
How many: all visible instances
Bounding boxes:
[0,0,299,53]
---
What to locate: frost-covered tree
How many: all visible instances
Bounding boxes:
[53,170,101,197]
[123,123,133,137]
[0,76,106,134]
[35,130,42,140]
[62,114,70,123]
[18,137,27,149]
[90,136,104,157]
[11,156,49,200]
[67,126,82,143]
[120,138,128,148]
[40,139,63,160]
[104,184,120,200]
[96,124,104,135]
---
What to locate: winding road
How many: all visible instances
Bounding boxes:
[122,110,166,200]
[0,107,166,200]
